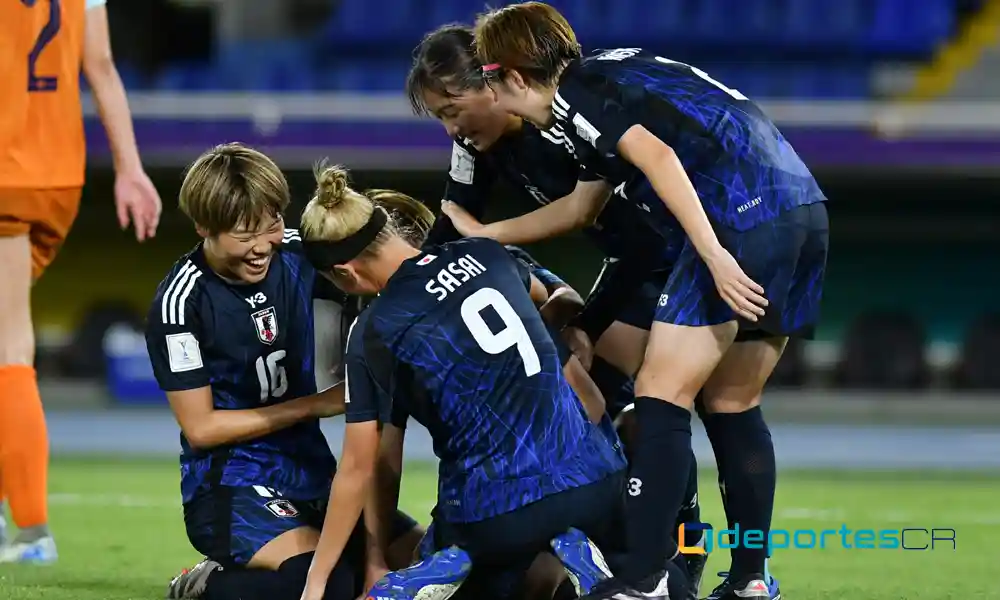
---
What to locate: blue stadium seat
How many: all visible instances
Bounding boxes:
[316,59,411,92]
[783,0,867,51]
[154,63,218,91]
[215,41,316,91]
[869,0,954,56]
[150,0,966,96]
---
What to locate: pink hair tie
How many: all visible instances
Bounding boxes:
[482,64,502,72]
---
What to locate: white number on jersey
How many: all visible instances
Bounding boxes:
[256,349,289,402]
[460,287,541,377]
[653,57,748,100]
[593,48,747,101]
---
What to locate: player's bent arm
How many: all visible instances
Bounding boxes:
[304,419,381,599]
[539,284,585,331]
[83,5,143,174]
[364,423,406,573]
[166,386,335,450]
[459,179,611,245]
[563,356,606,424]
[617,126,724,261]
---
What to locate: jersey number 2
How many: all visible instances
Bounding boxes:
[256,350,288,402]
[22,0,62,92]
[461,287,541,377]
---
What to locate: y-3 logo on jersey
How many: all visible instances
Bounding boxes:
[245,292,268,309]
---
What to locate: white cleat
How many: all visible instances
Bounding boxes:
[0,536,59,564]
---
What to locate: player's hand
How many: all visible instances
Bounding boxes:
[703,246,768,322]
[562,326,594,371]
[440,200,484,237]
[114,168,162,242]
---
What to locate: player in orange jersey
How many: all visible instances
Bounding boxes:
[0,0,162,564]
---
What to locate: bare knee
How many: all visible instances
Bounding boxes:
[247,526,320,570]
[634,322,738,408]
[595,322,649,377]
[701,337,787,414]
[0,235,35,366]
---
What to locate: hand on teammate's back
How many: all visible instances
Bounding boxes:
[704,246,768,322]
[440,200,483,237]
[114,168,162,242]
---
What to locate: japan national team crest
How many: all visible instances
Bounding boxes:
[251,307,279,345]
[265,499,299,518]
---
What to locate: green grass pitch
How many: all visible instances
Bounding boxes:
[0,457,995,599]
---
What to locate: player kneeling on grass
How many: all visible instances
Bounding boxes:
[145,144,423,600]
[297,164,627,600]
[375,191,621,600]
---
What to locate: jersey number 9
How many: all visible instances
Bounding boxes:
[256,350,289,402]
[461,287,541,377]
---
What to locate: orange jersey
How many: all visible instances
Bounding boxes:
[0,0,87,189]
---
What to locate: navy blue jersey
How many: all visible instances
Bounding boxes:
[146,229,345,503]
[426,126,667,265]
[344,238,626,524]
[551,48,826,232]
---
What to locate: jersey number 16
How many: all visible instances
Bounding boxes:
[461,287,541,377]
[256,350,289,402]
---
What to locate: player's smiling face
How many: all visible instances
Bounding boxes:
[204,215,285,284]
[423,86,511,151]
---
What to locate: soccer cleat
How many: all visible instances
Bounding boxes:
[166,559,222,599]
[702,573,770,600]
[366,545,472,600]
[550,528,613,595]
[0,536,58,564]
[579,570,673,600]
[682,553,708,600]
[766,575,781,600]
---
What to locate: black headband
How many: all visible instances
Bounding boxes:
[301,207,388,270]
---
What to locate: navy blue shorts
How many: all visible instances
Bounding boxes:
[589,260,671,333]
[656,202,829,339]
[434,471,626,600]
[184,484,419,566]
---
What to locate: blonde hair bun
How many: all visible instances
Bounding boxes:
[313,161,352,209]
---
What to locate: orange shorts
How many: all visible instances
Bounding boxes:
[0,187,82,279]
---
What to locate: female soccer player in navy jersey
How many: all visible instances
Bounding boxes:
[148,144,423,600]
[406,24,713,599]
[473,4,827,600]
[297,164,630,600]
[407,24,674,387]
